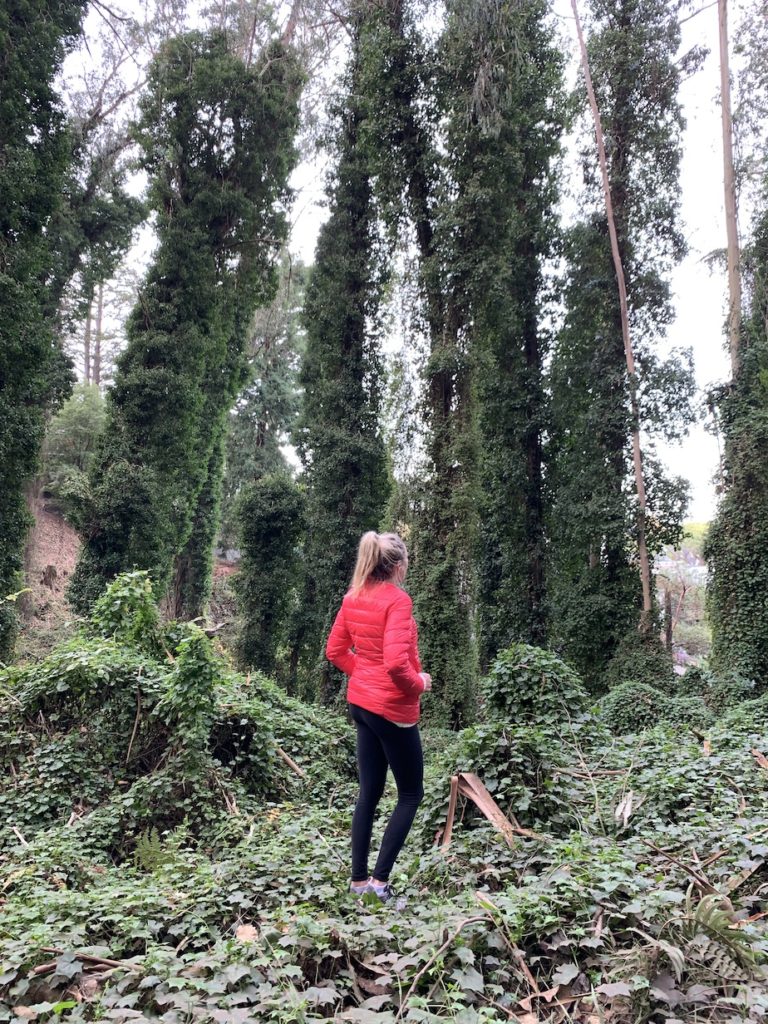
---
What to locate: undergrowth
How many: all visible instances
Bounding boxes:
[1,581,767,1023]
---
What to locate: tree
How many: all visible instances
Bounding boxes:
[548,0,695,685]
[706,204,768,686]
[705,0,768,685]
[235,474,306,677]
[0,0,87,660]
[439,0,565,666]
[289,11,390,701]
[69,32,303,615]
[219,256,308,549]
[352,0,479,725]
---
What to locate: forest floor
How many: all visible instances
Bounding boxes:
[15,497,81,662]
[1,571,767,1023]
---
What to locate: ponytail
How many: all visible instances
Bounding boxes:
[350,531,408,595]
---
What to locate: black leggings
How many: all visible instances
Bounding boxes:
[349,703,424,883]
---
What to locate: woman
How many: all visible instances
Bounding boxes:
[326,531,431,902]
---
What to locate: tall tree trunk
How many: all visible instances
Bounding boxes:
[571,0,654,632]
[93,281,104,387]
[83,299,92,383]
[719,0,741,377]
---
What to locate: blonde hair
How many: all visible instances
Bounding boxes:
[350,531,408,595]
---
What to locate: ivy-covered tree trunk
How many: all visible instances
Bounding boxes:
[355,0,479,725]
[0,0,86,660]
[236,474,306,678]
[168,432,226,621]
[439,0,564,667]
[69,34,302,614]
[290,15,389,702]
[548,0,694,686]
[706,208,768,685]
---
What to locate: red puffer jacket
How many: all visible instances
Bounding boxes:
[325,581,424,724]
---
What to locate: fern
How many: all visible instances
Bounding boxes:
[133,827,169,872]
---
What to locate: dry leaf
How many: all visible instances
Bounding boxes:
[235,924,258,943]
[12,1009,37,1020]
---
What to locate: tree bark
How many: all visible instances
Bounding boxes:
[571,0,654,632]
[83,299,92,383]
[93,281,104,387]
[718,0,741,377]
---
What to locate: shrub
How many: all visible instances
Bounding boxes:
[676,665,755,713]
[0,572,355,857]
[481,643,589,726]
[600,680,711,734]
[604,629,675,692]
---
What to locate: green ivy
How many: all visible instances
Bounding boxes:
[69,33,303,615]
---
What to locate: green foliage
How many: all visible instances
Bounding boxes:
[70,32,303,616]
[90,569,161,652]
[439,0,565,662]
[676,665,756,713]
[481,643,589,727]
[235,474,305,677]
[600,680,712,734]
[604,628,675,692]
[0,0,87,661]
[547,0,695,685]
[291,16,390,700]
[219,256,308,548]
[0,572,355,862]
[681,521,709,558]
[2,583,768,1020]
[40,382,106,506]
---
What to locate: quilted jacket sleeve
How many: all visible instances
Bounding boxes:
[383,592,424,696]
[325,604,356,677]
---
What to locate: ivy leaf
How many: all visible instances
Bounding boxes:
[552,963,579,986]
[360,995,391,1010]
[597,982,632,998]
[53,955,83,980]
[451,966,484,992]
[304,986,338,1006]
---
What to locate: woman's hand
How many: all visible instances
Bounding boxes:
[419,672,432,692]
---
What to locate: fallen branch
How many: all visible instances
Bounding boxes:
[554,766,630,778]
[724,860,764,895]
[439,773,545,850]
[10,826,29,847]
[275,745,307,780]
[125,685,142,765]
[38,948,140,973]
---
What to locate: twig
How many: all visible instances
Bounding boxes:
[679,0,718,25]
[394,916,487,1021]
[313,828,346,868]
[10,826,29,847]
[38,948,140,973]
[640,840,717,894]
[275,745,307,779]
